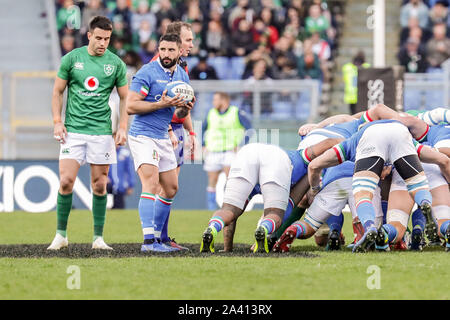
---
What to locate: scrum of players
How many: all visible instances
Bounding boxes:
[200,106,450,253]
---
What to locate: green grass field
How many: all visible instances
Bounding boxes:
[0,209,448,300]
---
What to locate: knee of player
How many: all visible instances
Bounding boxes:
[92,178,108,194]
[162,184,178,199]
[60,176,76,192]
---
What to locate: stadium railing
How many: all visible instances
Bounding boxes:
[0,61,448,160]
[403,59,450,111]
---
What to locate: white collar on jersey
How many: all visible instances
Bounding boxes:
[157,57,178,75]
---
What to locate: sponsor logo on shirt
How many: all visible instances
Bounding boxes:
[84,76,99,91]
[360,146,376,155]
[74,62,84,70]
[157,80,169,83]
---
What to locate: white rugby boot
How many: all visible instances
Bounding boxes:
[92,237,113,250]
[47,233,69,250]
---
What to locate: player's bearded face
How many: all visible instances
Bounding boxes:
[158,41,180,68]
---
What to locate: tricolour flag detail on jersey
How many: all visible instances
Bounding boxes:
[413,140,424,157]
[361,110,373,124]
[300,149,312,165]
[416,125,429,142]
[140,85,149,96]
[333,144,346,164]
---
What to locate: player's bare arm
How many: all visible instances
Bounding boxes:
[126,89,185,115]
[308,148,341,195]
[114,84,129,146]
[298,114,355,136]
[182,113,197,154]
[52,76,68,144]
[418,145,450,182]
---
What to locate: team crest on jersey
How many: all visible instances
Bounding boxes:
[84,76,99,91]
[104,64,115,76]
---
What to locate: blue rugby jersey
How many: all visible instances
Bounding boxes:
[321,161,355,188]
[128,59,190,139]
[422,124,450,147]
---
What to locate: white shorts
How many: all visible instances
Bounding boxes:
[203,150,236,172]
[59,132,116,165]
[228,143,293,191]
[390,163,447,192]
[223,178,289,210]
[356,122,417,163]
[306,177,383,228]
[128,135,177,172]
[435,139,450,149]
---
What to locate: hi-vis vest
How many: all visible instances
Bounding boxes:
[205,106,245,152]
[342,62,370,104]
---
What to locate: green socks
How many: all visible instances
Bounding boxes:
[275,206,306,239]
[92,193,107,240]
[56,192,73,238]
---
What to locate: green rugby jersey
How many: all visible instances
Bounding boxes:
[57,46,128,135]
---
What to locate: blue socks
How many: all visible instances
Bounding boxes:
[139,193,156,241]
[356,199,376,231]
[292,221,309,238]
[382,224,398,243]
[154,195,173,242]
[381,200,388,225]
[282,198,295,224]
[259,218,276,234]
[414,189,432,207]
[411,208,426,231]
[327,213,344,234]
[440,220,450,238]
[206,187,218,210]
[208,216,225,233]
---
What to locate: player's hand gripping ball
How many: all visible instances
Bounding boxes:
[165,81,195,105]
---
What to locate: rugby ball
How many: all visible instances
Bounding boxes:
[165,81,195,104]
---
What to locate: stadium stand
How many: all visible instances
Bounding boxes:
[54,0,345,116]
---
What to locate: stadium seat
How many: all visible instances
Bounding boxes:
[207,56,230,80]
[229,57,246,80]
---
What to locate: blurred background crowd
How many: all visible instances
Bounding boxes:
[55,0,343,85]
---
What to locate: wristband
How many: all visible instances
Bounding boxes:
[189,131,196,136]
[53,119,62,124]
[311,185,321,191]
[168,128,173,132]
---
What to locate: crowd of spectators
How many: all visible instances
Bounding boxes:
[398,0,450,73]
[55,0,343,84]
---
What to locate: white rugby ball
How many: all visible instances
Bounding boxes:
[165,81,195,104]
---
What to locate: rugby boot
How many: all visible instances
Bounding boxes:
[267,232,278,252]
[141,240,173,252]
[421,202,441,245]
[200,227,216,253]
[253,226,269,253]
[325,229,341,251]
[92,237,113,250]
[410,227,424,251]
[47,233,68,250]
[352,227,378,253]
[375,227,390,251]
[347,219,365,249]
[272,225,297,253]
[164,237,189,251]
